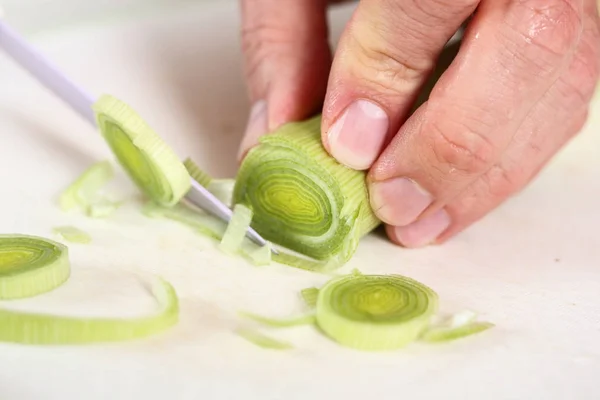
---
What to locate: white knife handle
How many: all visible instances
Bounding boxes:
[0,18,97,126]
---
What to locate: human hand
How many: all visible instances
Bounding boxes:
[238,0,600,248]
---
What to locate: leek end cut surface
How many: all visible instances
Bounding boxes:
[92,94,190,207]
[233,116,380,266]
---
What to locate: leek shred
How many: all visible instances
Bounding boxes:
[233,116,380,268]
[207,179,235,208]
[219,204,253,255]
[236,328,293,350]
[300,287,319,309]
[0,235,70,300]
[52,226,91,244]
[142,201,227,240]
[315,274,438,351]
[183,158,212,188]
[0,277,179,345]
[246,241,272,266]
[92,95,191,207]
[420,311,495,343]
[58,160,119,217]
[238,311,316,327]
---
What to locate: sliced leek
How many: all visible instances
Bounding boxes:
[239,311,316,327]
[183,157,212,188]
[92,94,190,207]
[0,277,178,345]
[52,226,91,244]
[142,201,227,240]
[236,328,293,350]
[219,204,253,255]
[233,116,380,267]
[300,287,319,309]
[315,274,438,351]
[420,311,494,343]
[0,235,70,300]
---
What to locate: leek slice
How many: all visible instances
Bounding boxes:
[315,274,438,351]
[59,160,119,217]
[233,116,380,266]
[207,180,235,208]
[92,94,190,207]
[420,311,494,343]
[0,235,70,300]
[219,204,253,255]
[0,277,178,345]
[239,311,316,327]
[183,157,212,188]
[300,287,319,309]
[52,226,91,244]
[236,328,293,350]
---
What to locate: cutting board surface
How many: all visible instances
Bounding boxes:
[0,2,599,399]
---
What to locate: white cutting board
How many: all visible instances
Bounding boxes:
[0,2,599,399]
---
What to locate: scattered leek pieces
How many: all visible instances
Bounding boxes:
[236,328,293,350]
[52,226,91,244]
[315,273,439,351]
[58,160,120,217]
[419,310,494,343]
[238,311,316,327]
[219,204,253,255]
[233,115,380,269]
[0,235,70,300]
[183,158,235,207]
[300,287,319,309]
[0,277,179,345]
[142,201,227,240]
[92,94,191,207]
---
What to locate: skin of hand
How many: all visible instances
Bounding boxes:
[238,0,600,248]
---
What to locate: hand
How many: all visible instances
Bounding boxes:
[238,0,600,248]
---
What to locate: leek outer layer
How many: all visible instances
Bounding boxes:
[233,116,380,265]
[92,95,190,207]
[0,235,70,300]
[316,274,438,351]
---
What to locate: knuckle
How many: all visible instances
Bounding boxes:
[241,23,295,81]
[481,164,527,200]
[510,0,583,58]
[427,117,497,177]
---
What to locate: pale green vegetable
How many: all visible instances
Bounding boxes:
[207,179,235,208]
[58,160,119,217]
[238,311,315,327]
[183,157,212,188]
[233,116,380,269]
[420,311,494,343]
[0,235,70,300]
[315,274,438,351]
[52,226,91,244]
[246,240,272,266]
[0,277,179,345]
[92,94,191,207]
[300,287,319,309]
[142,201,227,240]
[236,328,293,350]
[219,204,253,255]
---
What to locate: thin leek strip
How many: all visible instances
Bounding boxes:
[92,94,191,207]
[315,274,438,351]
[244,240,272,266]
[183,158,212,188]
[0,235,70,300]
[236,328,293,350]
[238,311,316,327]
[59,160,120,217]
[233,116,380,267]
[207,179,235,208]
[142,201,227,240]
[219,204,253,255]
[52,226,91,244]
[0,277,178,345]
[300,287,319,309]
[420,311,494,343]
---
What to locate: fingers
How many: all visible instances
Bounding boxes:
[387,0,600,247]
[238,0,331,160]
[320,0,479,170]
[368,0,584,231]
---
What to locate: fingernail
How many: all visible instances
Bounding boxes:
[327,100,389,170]
[369,177,433,226]
[238,100,268,161]
[391,209,451,248]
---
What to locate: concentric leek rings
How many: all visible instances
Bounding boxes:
[316,274,438,350]
[0,235,70,300]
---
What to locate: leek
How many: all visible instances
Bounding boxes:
[52,226,91,244]
[183,157,212,188]
[0,235,70,300]
[92,94,191,207]
[219,204,253,255]
[142,201,227,240]
[420,311,494,343]
[238,311,316,327]
[315,273,438,351]
[233,116,380,267]
[236,328,293,350]
[300,287,319,309]
[0,277,178,345]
